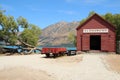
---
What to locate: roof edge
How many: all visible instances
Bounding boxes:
[76,13,116,30]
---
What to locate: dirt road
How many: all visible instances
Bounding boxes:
[0,54,120,80]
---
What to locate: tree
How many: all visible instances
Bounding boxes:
[112,14,120,41]
[104,13,114,24]
[0,10,18,45]
[17,16,29,29]
[0,6,42,54]
[0,7,41,47]
[80,19,86,25]
[79,11,95,25]
[103,13,120,53]
[7,16,18,45]
[0,10,6,40]
[68,32,76,46]
[0,15,21,45]
[103,13,120,41]
[19,24,41,47]
[88,11,95,17]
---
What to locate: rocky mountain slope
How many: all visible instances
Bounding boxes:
[39,21,80,47]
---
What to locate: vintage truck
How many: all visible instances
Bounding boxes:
[41,47,77,58]
[41,47,67,58]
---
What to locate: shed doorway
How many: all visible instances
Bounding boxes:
[90,35,101,50]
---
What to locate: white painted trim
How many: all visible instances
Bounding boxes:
[83,28,108,33]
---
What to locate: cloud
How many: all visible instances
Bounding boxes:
[1,4,15,11]
[103,4,120,8]
[30,8,40,12]
[57,10,77,15]
[65,0,74,3]
[103,0,120,8]
[84,0,105,4]
[65,0,106,5]
[65,0,120,8]
[25,5,41,12]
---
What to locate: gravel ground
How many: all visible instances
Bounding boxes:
[0,53,120,80]
[102,54,120,73]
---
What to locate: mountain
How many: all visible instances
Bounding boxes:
[39,21,80,47]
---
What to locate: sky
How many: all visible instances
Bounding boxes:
[1,0,120,29]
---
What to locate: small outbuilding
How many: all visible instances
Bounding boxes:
[76,13,116,52]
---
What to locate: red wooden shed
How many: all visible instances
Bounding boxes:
[76,13,116,52]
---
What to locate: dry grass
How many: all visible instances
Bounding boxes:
[102,54,120,73]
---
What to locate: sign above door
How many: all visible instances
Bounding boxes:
[83,28,108,33]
